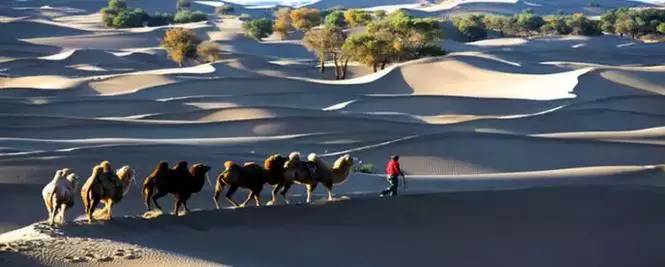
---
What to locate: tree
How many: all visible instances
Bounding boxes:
[289,7,321,31]
[112,9,147,28]
[325,10,346,28]
[344,9,372,27]
[273,7,293,39]
[303,26,347,78]
[108,0,127,10]
[453,15,487,41]
[658,22,665,34]
[541,15,572,34]
[342,32,391,72]
[483,15,509,36]
[174,10,207,23]
[615,17,639,38]
[162,28,201,67]
[197,41,221,63]
[215,5,234,15]
[516,10,545,34]
[565,13,601,35]
[243,18,273,40]
[176,0,190,11]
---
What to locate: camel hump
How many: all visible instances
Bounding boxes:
[307,153,318,162]
[243,162,256,167]
[289,152,301,161]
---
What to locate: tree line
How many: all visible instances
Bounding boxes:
[101,0,207,28]
[453,8,665,42]
[243,8,444,79]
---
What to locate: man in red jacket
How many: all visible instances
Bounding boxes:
[381,155,404,197]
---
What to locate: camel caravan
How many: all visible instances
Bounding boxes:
[41,153,354,225]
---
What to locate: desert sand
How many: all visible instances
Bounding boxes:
[0,0,664,266]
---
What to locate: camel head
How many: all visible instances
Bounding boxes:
[191,164,211,177]
[99,161,113,173]
[116,165,135,197]
[66,173,80,191]
[333,154,354,170]
[331,154,354,185]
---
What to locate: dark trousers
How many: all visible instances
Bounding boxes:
[381,175,399,196]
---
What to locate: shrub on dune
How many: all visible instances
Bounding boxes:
[196,41,221,63]
[174,10,208,24]
[454,15,487,41]
[290,7,322,31]
[243,18,273,40]
[325,10,347,28]
[344,9,372,27]
[162,28,201,67]
[273,7,293,40]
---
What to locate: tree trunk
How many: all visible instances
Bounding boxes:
[320,59,325,73]
[372,63,378,73]
[341,58,349,80]
[381,60,387,70]
[332,53,340,79]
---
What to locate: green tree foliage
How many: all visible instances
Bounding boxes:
[174,10,207,23]
[516,10,545,33]
[482,15,510,36]
[600,8,665,38]
[215,5,234,15]
[243,18,274,40]
[325,10,346,28]
[162,28,201,67]
[289,7,322,31]
[303,26,348,78]
[343,11,443,73]
[453,15,487,41]
[658,22,665,34]
[344,9,372,27]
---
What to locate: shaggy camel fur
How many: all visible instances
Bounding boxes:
[42,168,79,225]
[143,161,211,215]
[263,154,289,205]
[283,152,319,203]
[298,154,354,203]
[80,161,134,223]
[214,161,265,208]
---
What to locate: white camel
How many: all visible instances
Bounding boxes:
[42,168,79,225]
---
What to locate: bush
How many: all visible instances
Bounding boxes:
[243,18,273,40]
[148,12,174,26]
[658,22,665,34]
[197,41,221,63]
[325,10,346,28]
[215,5,234,15]
[174,10,208,23]
[290,7,321,31]
[353,163,375,174]
[453,15,487,41]
[273,7,293,39]
[344,9,372,27]
[162,28,201,66]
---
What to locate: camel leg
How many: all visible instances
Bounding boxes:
[151,190,168,211]
[105,200,113,220]
[173,197,182,216]
[213,182,225,209]
[44,196,53,223]
[87,197,101,224]
[240,191,254,207]
[306,183,317,203]
[58,204,67,224]
[253,192,261,207]
[323,182,334,201]
[267,184,282,206]
[49,201,59,225]
[143,186,154,211]
[225,185,240,207]
[280,181,293,204]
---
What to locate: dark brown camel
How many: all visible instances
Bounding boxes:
[143,161,211,215]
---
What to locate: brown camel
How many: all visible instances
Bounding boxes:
[80,161,135,223]
[297,153,354,203]
[263,154,289,205]
[213,161,265,208]
[143,161,211,215]
[213,154,289,208]
[283,152,318,203]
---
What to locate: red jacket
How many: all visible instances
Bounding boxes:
[385,160,401,176]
